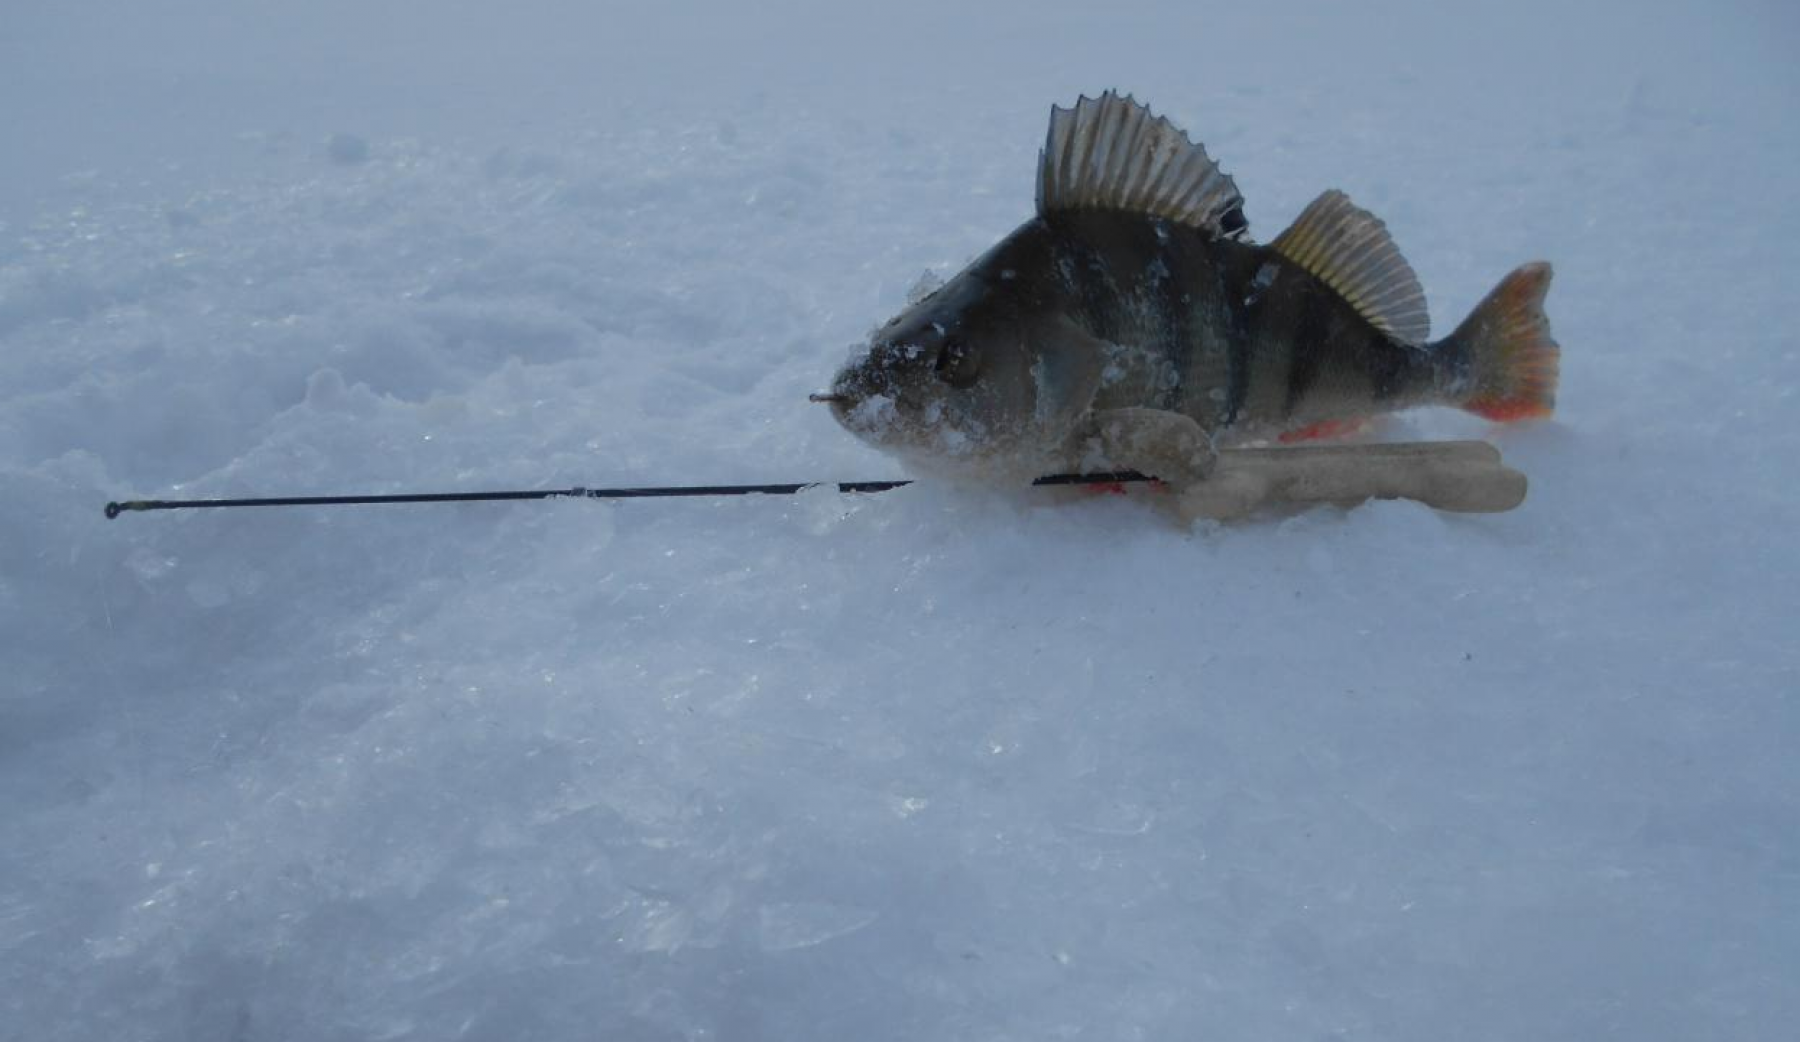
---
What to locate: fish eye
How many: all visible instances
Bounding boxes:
[934,338,982,388]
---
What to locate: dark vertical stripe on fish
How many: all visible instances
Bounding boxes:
[1282,289,1333,418]
[1223,330,1253,424]
[1156,251,1197,411]
[1219,262,1255,426]
[1368,340,1413,402]
[1065,242,1125,349]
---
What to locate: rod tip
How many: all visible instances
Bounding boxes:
[104,502,123,519]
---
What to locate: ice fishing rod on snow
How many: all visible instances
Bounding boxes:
[101,439,1532,521]
[102,471,1157,519]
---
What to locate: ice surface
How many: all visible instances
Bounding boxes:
[3,1,1799,1040]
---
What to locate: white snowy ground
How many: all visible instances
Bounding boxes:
[4,1,1797,1039]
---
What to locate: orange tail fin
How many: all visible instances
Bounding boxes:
[1451,262,1560,421]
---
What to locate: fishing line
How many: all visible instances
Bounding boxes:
[103,472,1154,519]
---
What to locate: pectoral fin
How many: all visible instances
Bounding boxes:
[1030,317,1107,442]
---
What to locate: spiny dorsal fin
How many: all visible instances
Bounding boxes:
[1269,189,1430,344]
[1036,91,1249,241]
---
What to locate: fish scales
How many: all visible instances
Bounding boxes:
[821,92,1559,486]
[1037,209,1440,434]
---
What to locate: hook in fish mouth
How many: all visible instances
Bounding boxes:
[809,392,847,404]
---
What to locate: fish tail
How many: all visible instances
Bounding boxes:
[1446,262,1560,421]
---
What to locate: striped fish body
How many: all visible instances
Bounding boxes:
[1004,209,1449,439]
[821,92,1558,484]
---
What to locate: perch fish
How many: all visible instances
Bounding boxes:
[816,92,1559,492]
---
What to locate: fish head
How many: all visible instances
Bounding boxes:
[820,264,1101,479]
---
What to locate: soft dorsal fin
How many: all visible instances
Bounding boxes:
[1269,190,1430,344]
[1037,91,1249,241]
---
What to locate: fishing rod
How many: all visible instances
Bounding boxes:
[103,471,1156,519]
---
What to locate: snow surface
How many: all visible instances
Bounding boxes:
[4,1,1798,1039]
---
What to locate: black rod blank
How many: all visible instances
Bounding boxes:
[103,472,1153,519]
